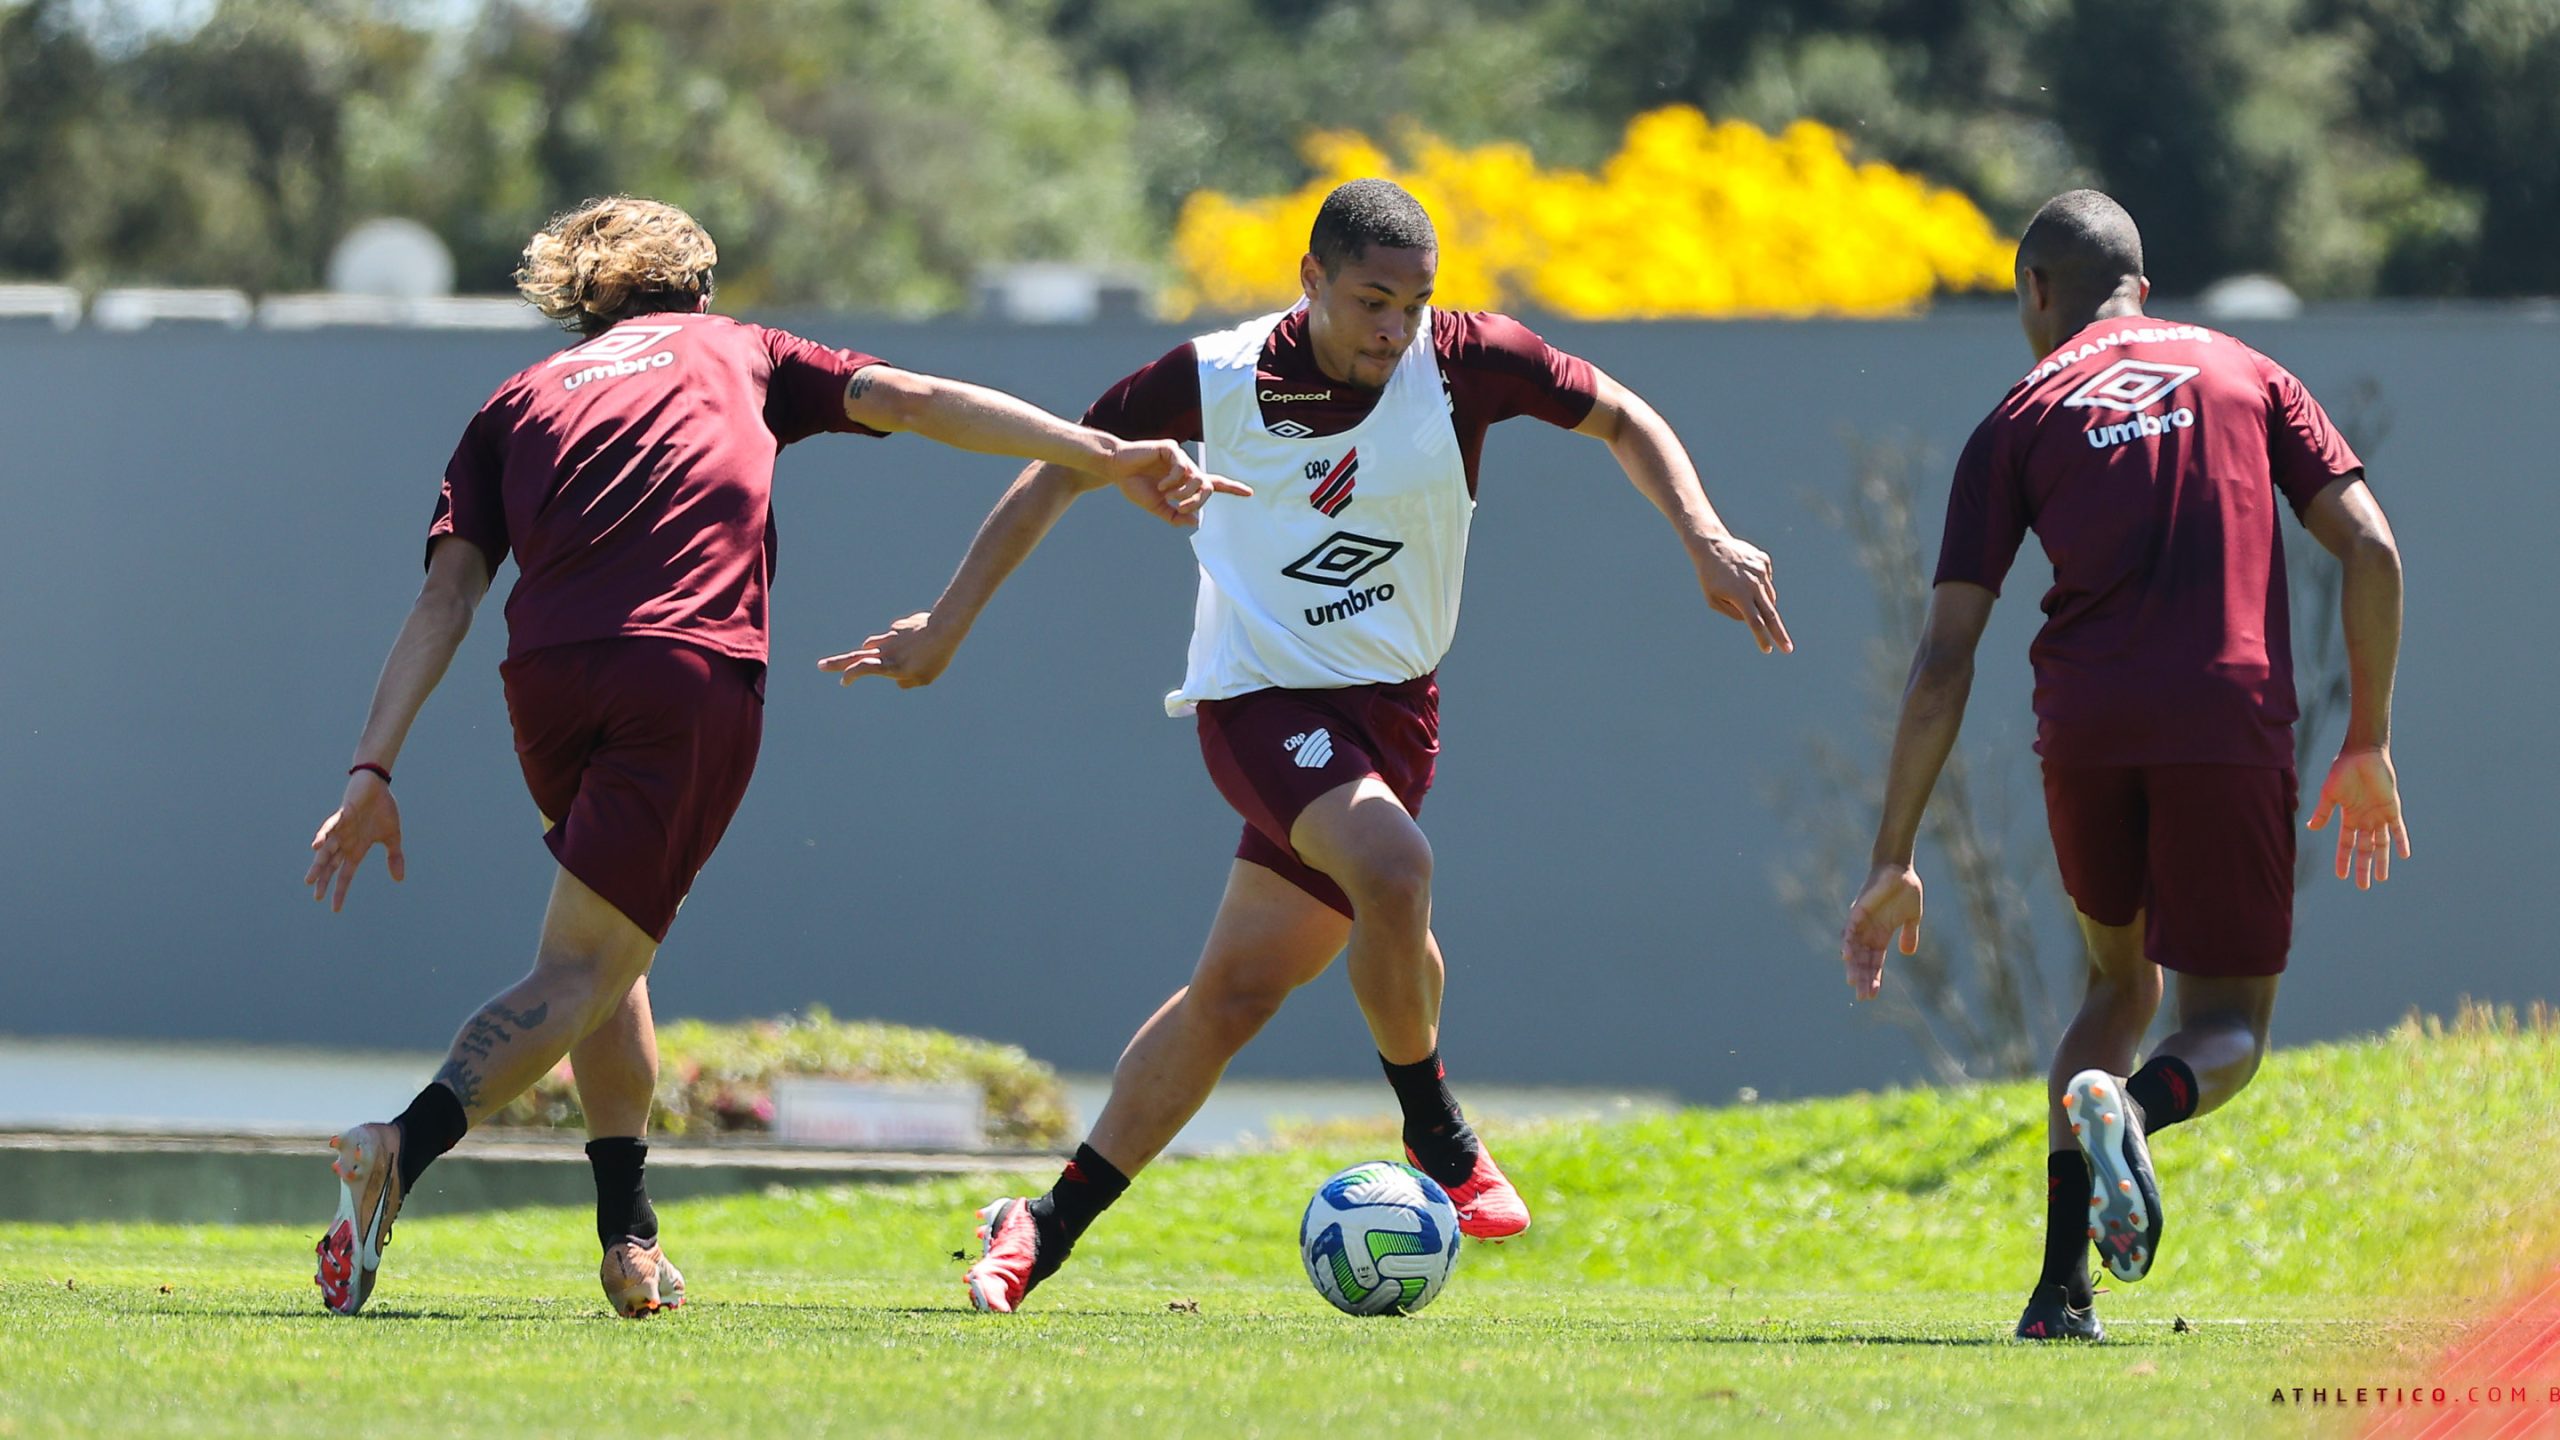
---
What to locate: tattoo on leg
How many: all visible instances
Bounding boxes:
[433,1058,483,1114]
[451,1000,552,1062]
[436,1000,550,1113]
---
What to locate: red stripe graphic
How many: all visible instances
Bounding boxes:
[2362,1262,2560,1438]
[1310,448,1358,516]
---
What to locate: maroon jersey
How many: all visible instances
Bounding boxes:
[431,311,887,665]
[1080,308,1599,494]
[1934,317,2364,768]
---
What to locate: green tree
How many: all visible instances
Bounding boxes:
[2332,0,2560,295]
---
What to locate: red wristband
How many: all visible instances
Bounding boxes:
[349,762,392,785]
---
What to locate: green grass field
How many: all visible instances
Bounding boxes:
[6,1015,2558,1437]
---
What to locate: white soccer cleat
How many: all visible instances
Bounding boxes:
[601,1238,687,1318]
[2066,1069,2165,1283]
[315,1122,406,1316]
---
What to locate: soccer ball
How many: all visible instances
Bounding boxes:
[1300,1160,1462,1315]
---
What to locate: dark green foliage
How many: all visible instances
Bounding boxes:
[1,0,2551,301]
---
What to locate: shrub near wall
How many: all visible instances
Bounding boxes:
[489,1008,1073,1149]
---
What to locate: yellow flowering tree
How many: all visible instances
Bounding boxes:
[1168,107,2016,320]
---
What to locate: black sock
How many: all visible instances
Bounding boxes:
[1027,1144,1130,1259]
[1381,1050,1480,1190]
[2038,1150,2095,1307]
[586,1137,659,1248]
[392,1081,469,1191]
[2125,1054,2200,1132]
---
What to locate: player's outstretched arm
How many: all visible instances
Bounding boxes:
[818,459,1101,689]
[1573,369,1792,655]
[1841,581,1997,999]
[839,364,1245,525]
[305,536,492,911]
[2301,474,2410,889]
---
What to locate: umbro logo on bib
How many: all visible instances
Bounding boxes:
[1281,531,1401,588]
[1268,419,1314,439]
[1285,728,1335,769]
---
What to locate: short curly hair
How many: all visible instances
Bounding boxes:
[515,196,717,334]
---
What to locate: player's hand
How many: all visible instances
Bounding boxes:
[1098,438,1251,526]
[305,771,405,912]
[2307,745,2411,890]
[1689,533,1793,655]
[1841,862,1923,1001]
[820,611,964,689]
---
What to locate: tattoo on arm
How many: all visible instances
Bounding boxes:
[847,372,876,404]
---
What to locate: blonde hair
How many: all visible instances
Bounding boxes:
[515,196,717,332]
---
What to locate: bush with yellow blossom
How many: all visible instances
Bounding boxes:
[1168,107,2016,320]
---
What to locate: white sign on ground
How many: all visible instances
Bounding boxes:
[770,1079,986,1151]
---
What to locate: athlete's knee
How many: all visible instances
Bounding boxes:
[1337,837,1433,926]
[2190,1006,2272,1070]
[1192,980,1293,1047]
[531,936,654,1002]
[2078,957,2162,1012]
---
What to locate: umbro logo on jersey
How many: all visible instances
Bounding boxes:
[1281,531,1402,588]
[549,323,683,391]
[1268,419,1315,439]
[1304,448,1359,516]
[2062,359,2201,414]
[548,324,683,366]
[1285,728,1335,769]
[2065,360,2202,450]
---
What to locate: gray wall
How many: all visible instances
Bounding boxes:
[1,308,2548,1101]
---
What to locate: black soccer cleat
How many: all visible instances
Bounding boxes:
[2013,1283,2104,1341]
[2066,1068,2164,1283]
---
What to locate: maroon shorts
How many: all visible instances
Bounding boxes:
[500,637,765,943]
[2041,762,2298,978]
[1194,675,1439,917]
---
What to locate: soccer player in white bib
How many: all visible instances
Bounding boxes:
[823,180,1792,1312]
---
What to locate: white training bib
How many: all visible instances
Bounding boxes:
[1165,305,1473,715]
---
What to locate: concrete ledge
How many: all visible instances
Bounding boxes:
[0,1130,1054,1226]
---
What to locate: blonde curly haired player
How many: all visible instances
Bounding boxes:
[301,194,1243,1320]
[513,195,720,333]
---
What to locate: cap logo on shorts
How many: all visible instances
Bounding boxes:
[1285,728,1335,769]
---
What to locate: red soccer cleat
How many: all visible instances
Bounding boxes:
[965,1197,1054,1314]
[1411,1142,1531,1241]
